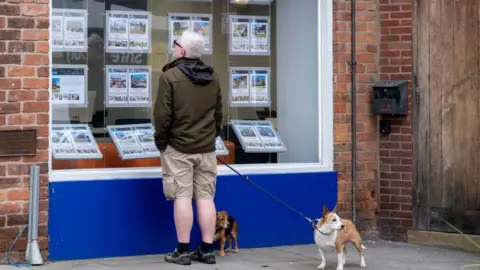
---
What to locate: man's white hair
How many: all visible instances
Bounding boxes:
[179,30,205,58]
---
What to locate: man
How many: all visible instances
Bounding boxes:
[153,30,223,265]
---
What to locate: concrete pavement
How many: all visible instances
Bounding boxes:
[0,241,478,270]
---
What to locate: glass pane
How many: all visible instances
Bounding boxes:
[50,0,319,170]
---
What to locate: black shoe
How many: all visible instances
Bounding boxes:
[165,249,192,265]
[190,247,216,264]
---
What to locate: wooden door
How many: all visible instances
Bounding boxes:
[414,0,480,234]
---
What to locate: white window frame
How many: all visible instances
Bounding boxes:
[49,0,333,182]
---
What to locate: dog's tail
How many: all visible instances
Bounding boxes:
[361,244,366,250]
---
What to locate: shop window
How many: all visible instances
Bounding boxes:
[50,0,325,171]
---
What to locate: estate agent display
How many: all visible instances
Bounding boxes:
[229,67,270,107]
[50,1,284,161]
[51,124,102,159]
[107,124,160,160]
[229,15,270,55]
[106,11,151,53]
[51,65,88,107]
[106,66,151,107]
[51,9,88,52]
[230,120,286,153]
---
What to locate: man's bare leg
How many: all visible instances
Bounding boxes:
[196,199,216,244]
[174,197,193,248]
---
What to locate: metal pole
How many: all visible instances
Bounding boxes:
[25,167,35,261]
[27,165,43,265]
[350,0,358,225]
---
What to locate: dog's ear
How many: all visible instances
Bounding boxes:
[322,204,329,216]
[223,210,229,217]
[331,204,337,213]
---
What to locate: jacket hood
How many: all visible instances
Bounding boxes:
[162,57,214,85]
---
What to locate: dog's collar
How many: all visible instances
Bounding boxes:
[315,227,334,236]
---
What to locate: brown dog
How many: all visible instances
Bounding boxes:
[213,210,239,256]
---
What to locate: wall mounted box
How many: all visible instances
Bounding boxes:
[372,80,409,116]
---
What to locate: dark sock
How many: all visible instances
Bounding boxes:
[201,241,213,253]
[177,242,189,254]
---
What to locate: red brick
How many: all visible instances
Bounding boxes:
[20,4,48,16]
[8,91,35,102]
[23,78,48,89]
[7,114,36,125]
[0,103,20,114]
[0,29,20,40]
[8,66,34,77]
[23,54,48,65]
[36,113,48,125]
[35,18,48,29]
[7,17,34,28]
[22,29,48,41]
[35,42,48,53]
[6,188,29,201]
[22,101,48,112]
[36,90,48,101]
[37,66,48,77]
[0,4,19,15]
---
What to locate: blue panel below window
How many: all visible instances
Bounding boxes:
[48,171,337,261]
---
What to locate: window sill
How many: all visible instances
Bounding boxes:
[49,162,334,182]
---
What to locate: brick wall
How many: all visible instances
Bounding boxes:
[333,0,415,241]
[333,0,379,233]
[377,0,414,241]
[0,0,49,262]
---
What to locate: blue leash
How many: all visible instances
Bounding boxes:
[215,157,317,227]
[8,225,32,268]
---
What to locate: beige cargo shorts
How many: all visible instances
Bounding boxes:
[161,145,217,201]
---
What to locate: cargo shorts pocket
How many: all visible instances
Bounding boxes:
[162,176,178,200]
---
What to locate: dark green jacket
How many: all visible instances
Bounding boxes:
[153,57,223,154]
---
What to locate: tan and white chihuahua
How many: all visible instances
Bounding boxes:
[314,205,366,270]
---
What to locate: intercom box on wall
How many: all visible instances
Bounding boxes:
[372,80,409,116]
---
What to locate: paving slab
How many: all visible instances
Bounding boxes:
[0,241,478,270]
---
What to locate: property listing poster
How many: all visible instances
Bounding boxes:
[106,11,150,52]
[230,69,250,106]
[107,124,160,159]
[168,13,212,53]
[230,67,270,107]
[253,122,284,150]
[249,69,269,104]
[230,16,250,53]
[51,125,102,159]
[250,17,269,53]
[232,121,265,150]
[229,15,270,54]
[230,120,286,153]
[51,65,87,106]
[51,9,88,52]
[106,66,150,107]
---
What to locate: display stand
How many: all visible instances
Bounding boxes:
[215,136,229,156]
[51,124,103,159]
[229,120,286,153]
[107,124,160,160]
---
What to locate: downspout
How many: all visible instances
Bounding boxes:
[350,0,358,225]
